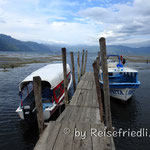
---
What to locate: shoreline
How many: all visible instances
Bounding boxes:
[0,55,62,70]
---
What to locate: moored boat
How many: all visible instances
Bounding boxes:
[99,55,140,101]
[16,63,72,121]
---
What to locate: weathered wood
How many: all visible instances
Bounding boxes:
[77,51,81,83]
[97,52,101,80]
[33,76,44,135]
[81,50,85,76]
[70,52,76,93]
[34,71,115,150]
[72,123,92,150]
[99,37,112,131]
[62,48,69,105]
[93,62,104,123]
[83,50,88,75]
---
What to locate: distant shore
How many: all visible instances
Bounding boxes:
[0,54,62,70]
[0,54,150,71]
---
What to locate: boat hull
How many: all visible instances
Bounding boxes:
[110,88,134,101]
[16,73,72,121]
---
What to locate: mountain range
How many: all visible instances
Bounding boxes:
[0,34,150,55]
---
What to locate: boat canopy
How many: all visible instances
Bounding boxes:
[19,63,70,91]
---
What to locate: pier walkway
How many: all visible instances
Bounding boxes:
[34,72,115,150]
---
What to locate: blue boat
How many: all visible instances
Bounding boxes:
[99,55,140,101]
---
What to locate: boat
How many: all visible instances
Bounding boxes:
[16,63,72,121]
[99,55,140,101]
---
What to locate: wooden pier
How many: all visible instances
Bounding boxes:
[33,37,115,150]
[34,72,115,150]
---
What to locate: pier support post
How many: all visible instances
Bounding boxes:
[77,51,80,83]
[70,52,76,93]
[99,37,112,131]
[81,50,85,76]
[83,50,88,75]
[62,48,69,105]
[33,76,44,135]
[93,61,104,123]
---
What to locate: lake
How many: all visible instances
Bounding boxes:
[0,52,150,150]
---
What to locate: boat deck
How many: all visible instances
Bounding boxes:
[34,72,115,150]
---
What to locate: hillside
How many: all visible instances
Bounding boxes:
[0,34,60,53]
[0,34,150,55]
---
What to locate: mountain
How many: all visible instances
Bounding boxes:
[0,34,60,53]
[0,33,150,55]
[65,44,150,55]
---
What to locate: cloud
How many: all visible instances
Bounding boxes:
[78,0,150,44]
[0,0,150,45]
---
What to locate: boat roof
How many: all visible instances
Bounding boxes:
[108,67,138,73]
[19,63,71,91]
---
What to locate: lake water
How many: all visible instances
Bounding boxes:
[0,52,150,150]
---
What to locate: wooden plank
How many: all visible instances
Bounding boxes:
[53,121,75,150]
[70,89,82,105]
[93,61,104,123]
[62,122,76,150]
[76,80,84,89]
[86,81,93,90]
[57,106,72,122]
[90,108,101,123]
[34,123,50,150]
[34,121,61,150]
[45,122,62,150]
[72,123,92,150]
[68,106,82,122]
[82,80,89,89]
[84,89,93,107]
[91,123,108,150]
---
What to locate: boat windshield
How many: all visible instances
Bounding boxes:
[107,56,119,64]
[42,81,53,103]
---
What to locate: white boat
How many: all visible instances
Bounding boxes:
[99,55,140,101]
[16,63,72,121]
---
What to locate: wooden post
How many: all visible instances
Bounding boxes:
[70,52,76,93]
[33,76,44,135]
[83,50,88,75]
[99,37,112,131]
[81,50,85,76]
[62,48,69,105]
[97,51,101,80]
[98,51,100,60]
[93,61,104,123]
[96,57,99,70]
[77,51,80,83]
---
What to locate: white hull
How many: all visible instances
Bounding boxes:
[110,88,135,101]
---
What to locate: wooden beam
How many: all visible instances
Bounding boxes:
[77,51,80,83]
[99,37,112,131]
[70,52,76,93]
[33,76,44,135]
[81,50,85,76]
[83,50,88,75]
[62,48,69,105]
[92,61,104,123]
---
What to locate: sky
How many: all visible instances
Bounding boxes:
[0,0,150,46]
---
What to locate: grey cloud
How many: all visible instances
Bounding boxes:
[78,0,150,38]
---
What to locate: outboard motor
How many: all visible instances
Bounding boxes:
[21,91,36,121]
